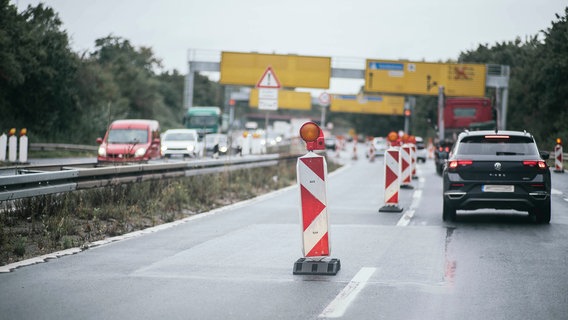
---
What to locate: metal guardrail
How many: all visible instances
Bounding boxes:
[29,143,98,152]
[0,154,297,201]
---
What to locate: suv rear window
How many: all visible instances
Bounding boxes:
[456,135,539,156]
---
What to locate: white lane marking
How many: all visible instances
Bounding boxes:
[396,177,424,227]
[319,267,376,318]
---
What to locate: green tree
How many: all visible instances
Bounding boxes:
[193,73,225,107]
[458,7,568,145]
[531,8,568,144]
[89,36,170,123]
[0,1,80,141]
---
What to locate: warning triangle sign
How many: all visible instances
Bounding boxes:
[256,66,282,88]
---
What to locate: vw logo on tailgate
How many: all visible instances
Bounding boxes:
[494,162,502,171]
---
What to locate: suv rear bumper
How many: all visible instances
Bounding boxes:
[444,191,550,211]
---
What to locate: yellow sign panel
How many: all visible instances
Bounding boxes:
[364,60,486,97]
[249,89,312,110]
[330,95,405,115]
[220,52,331,89]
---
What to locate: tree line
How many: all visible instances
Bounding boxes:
[412,7,568,146]
[0,1,223,144]
[1,1,567,146]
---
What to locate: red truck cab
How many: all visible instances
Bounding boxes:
[444,97,493,130]
[96,119,161,163]
[435,97,494,175]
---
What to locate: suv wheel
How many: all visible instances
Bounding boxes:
[531,200,551,224]
[443,199,456,222]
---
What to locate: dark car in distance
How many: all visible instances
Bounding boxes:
[442,130,551,223]
[434,139,454,175]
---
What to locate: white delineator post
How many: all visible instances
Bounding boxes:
[379,146,404,212]
[19,129,28,163]
[293,121,340,275]
[0,133,6,161]
[8,130,17,163]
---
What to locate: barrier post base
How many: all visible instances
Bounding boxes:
[400,184,414,189]
[379,205,404,213]
[293,258,341,276]
[554,169,564,173]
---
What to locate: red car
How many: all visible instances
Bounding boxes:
[96,119,161,163]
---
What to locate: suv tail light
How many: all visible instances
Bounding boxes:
[448,160,473,169]
[523,160,547,169]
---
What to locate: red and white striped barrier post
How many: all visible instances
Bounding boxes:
[379,145,404,212]
[410,143,417,180]
[352,141,358,160]
[554,138,564,173]
[293,122,340,276]
[368,138,376,162]
[427,138,435,159]
[400,143,414,189]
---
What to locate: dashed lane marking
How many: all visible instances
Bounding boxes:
[319,267,377,318]
[396,177,424,226]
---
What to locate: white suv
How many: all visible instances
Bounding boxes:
[161,129,200,158]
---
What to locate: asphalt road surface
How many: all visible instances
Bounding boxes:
[2,143,568,320]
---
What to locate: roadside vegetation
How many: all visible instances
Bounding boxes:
[0,159,341,266]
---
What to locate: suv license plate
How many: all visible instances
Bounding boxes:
[482,185,514,192]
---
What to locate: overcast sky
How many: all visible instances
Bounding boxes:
[13,0,567,94]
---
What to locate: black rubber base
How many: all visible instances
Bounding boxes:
[293,258,341,275]
[379,205,404,213]
[400,184,414,189]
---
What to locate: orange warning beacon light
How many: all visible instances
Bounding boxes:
[300,122,325,151]
[387,131,400,147]
[387,131,398,142]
